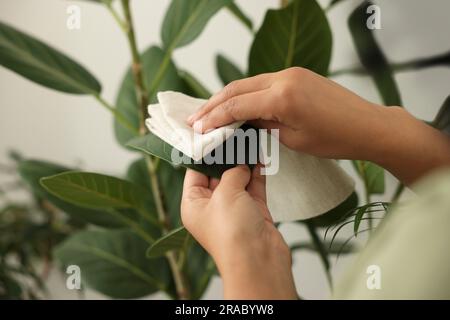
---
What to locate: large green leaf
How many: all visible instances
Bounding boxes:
[127,132,250,179]
[40,172,148,211]
[146,227,189,258]
[348,1,402,106]
[306,192,359,227]
[18,160,124,228]
[248,0,332,76]
[39,171,160,242]
[0,22,100,94]
[216,54,245,85]
[114,46,184,147]
[161,0,233,50]
[54,230,172,299]
[352,160,385,195]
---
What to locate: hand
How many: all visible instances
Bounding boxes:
[187,67,450,185]
[181,165,297,299]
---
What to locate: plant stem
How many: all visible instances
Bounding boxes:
[146,157,190,299]
[105,2,127,32]
[94,94,138,134]
[117,1,190,299]
[305,221,332,289]
[121,0,149,134]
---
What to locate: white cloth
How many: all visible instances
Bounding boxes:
[146,91,355,222]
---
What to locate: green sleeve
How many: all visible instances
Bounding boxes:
[333,169,450,299]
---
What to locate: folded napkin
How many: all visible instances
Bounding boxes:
[146,91,354,222]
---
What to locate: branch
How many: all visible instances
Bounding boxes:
[117,0,190,299]
[330,51,450,77]
[121,0,149,134]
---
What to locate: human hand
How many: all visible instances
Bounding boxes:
[187,67,386,160]
[181,165,297,299]
[187,67,450,185]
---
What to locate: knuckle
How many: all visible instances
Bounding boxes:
[223,80,238,98]
[222,97,238,116]
[274,83,294,116]
[285,66,307,79]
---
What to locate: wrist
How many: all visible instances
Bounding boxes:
[369,106,450,184]
[215,241,297,299]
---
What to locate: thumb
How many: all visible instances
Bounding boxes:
[218,165,251,192]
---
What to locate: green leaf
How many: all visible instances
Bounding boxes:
[352,160,385,195]
[114,46,184,147]
[40,172,148,211]
[39,171,161,243]
[146,227,189,258]
[306,192,359,227]
[127,132,254,179]
[348,1,402,106]
[248,0,332,76]
[18,160,124,228]
[226,2,253,31]
[54,230,172,298]
[178,70,211,99]
[126,158,152,193]
[127,133,227,178]
[353,205,368,235]
[433,95,450,134]
[216,54,245,85]
[162,0,233,50]
[0,21,100,94]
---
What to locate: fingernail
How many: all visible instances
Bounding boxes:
[193,120,203,133]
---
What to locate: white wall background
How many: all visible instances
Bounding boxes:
[0,0,449,299]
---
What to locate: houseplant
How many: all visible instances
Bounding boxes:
[0,0,448,299]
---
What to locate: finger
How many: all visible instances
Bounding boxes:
[181,170,211,228]
[209,178,220,191]
[183,169,209,189]
[248,119,299,150]
[218,165,251,192]
[187,73,274,125]
[182,169,211,201]
[246,164,266,203]
[194,89,275,133]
